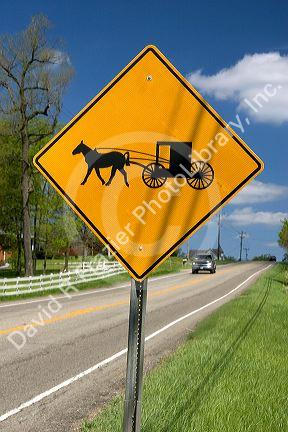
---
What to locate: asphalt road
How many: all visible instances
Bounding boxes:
[0,261,270,432]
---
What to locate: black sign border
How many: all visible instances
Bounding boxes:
[34,46,263,280]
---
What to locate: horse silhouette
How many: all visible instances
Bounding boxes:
[72,140,129,187]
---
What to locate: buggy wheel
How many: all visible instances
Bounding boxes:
[142,163,167,188]
[187,161,214,190]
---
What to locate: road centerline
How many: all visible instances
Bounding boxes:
[0,268,237,336]
[0,264,271,424]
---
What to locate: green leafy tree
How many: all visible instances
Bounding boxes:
[279,219,288,252]
[253,254,271,261]
[0,15,73,275]
[31,175,54,272]
[79,223,103,260]
[0,133,23,273]
[47,207,81,272]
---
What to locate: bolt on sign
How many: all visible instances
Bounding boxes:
[34,45,264,280]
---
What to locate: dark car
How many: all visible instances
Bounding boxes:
[269,255,277,262]
[192,254,216,274]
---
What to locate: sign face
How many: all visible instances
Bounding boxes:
[34,45,264,280]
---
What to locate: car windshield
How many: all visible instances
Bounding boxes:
[195,255,212,260]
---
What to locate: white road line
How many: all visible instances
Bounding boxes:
[146,264,272,341]
[0,264,271,423]
[0,270,191,309]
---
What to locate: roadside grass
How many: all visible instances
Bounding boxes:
[0,256,231,279]
[0,256,117,277]
[0,272,130,302]
[0,268,20,278]
[82,264,288,432]
[0,257,185,302]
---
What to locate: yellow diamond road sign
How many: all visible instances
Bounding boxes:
[34,45,264,280]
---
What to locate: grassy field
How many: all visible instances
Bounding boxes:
[0,256,234,279]
[82,264,288,432]
[0,257,185,301]
[0,257,112,278]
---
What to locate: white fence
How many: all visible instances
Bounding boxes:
[0,261,126,297]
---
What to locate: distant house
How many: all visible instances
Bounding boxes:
[189,247,225,261]
[0,230,12,264]
[0,244,11,264]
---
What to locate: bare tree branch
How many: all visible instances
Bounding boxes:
[26,104,50,122]
[0,56,20,87]
[24,85,49,92]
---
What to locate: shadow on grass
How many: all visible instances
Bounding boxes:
[270,265,287,286]
[271,277,286,285]
[159,277,272,431]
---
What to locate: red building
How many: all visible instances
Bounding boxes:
[0,245,10,264]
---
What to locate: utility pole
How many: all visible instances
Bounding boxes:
[217,212,221,260]
[244,247,249,261]
[239,231,246,261]
[187,238,190,261]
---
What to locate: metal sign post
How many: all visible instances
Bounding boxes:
[123,278,148,432]
[32,44,265,432]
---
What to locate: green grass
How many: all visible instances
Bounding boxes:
[0,267,63,278]
[0,257,113,278]
[0,256,229,279]
[0,272,130,302]
[82,264,288,432]
[0,268,19,278]
[0,257,184,302]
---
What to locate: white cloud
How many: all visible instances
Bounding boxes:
[46,49,72,66]
[232,181,288,205]
[224,207,288,226]
[187,52,288,124]
[265,242,279,248]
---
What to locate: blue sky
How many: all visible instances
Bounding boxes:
[3,0,287,259]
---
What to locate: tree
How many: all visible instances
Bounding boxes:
[36,183,64,271]
[46,207,81,272]
[79,223,103,260]
[30,174,52,273]
[279,219,288,251]
[252,254,270,261]
[0,15,73,275]
[0,132,23,273]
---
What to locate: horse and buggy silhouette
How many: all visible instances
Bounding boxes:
[72,140,214,190]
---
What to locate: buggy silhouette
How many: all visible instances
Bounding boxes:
[134,142,214,189]
[80,141,214,189]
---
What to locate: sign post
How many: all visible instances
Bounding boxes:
[33,44,264,432]
[123,278,148,432]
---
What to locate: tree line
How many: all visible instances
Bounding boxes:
[0,15,102,275]
[279,219,288,262]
